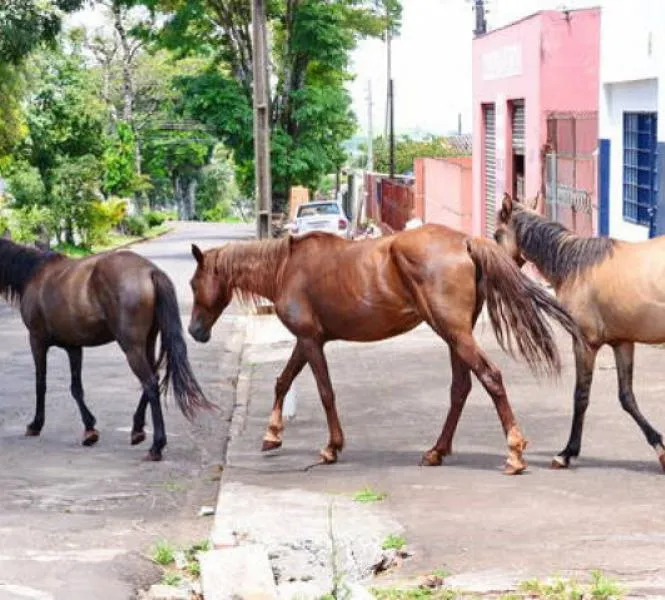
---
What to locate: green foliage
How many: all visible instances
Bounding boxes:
[5,164,45,207]
[381,534,407,551]
[121,214,148,237]
[102,122,141,197]
[0,0,85,64]
[372,135,462,175]
[0,64,27,159]
[353,487,387,503]
[144,209,169,228]
[160,571,182,586]
[150,539,176,566]
[157,0,401,213]
[195,144,238,221]
[589,571,623,600]
[371,588,457,600]
[8,205,53,244]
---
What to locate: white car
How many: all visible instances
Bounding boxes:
[291,201,350,238]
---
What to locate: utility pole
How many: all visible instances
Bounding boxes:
[251,0,271,239]
[472,0,487,37]
[367,81,374,173]
[385,5,395,179]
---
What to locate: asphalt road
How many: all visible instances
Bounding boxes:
[0,222,252,600]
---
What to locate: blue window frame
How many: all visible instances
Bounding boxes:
[623,112,658,227]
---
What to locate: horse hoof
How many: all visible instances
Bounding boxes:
[144,450,163,462]
[25,427,41,437]
[659,454,665,473]
[420,450,443,466]
[82,429,99,446]
[319,448,337,464]
[261,439,282,452]
[504,459,527,475]
[131,431,146,446]
[551,455,569,469]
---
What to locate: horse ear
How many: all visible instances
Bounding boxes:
[500,193,513,222]
[191,244,204,266]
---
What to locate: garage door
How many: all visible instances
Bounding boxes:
[512,100,525,155]
[484,104,496,237]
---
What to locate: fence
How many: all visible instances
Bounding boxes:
[544,112,598,236]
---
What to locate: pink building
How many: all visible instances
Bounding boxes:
[472,8,600,237]
[415,157,473,234]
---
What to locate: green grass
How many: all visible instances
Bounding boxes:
[353,487,387,503]
[160,571,182,586]
[55,223,172,257]
[150,539,176,566]
[589,570,624,599]
[371,588,457,600]
[382,534,407,551]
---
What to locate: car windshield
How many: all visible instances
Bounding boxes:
[298,203,340,218]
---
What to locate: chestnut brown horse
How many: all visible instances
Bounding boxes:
[188,226,583,474]
[0,238,212,460]
[495,193,665,471]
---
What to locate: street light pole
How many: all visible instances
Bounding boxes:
[251,0,272,239]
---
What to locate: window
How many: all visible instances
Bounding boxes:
[623,112,658,226]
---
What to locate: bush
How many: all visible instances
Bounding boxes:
[144,210,167,228]
[6,166,45,207]
[200,202,232,222]
[9,205,54,244]
[121,214,147,237]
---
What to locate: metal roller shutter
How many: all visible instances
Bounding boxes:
[484,105,496,237]
[512,101,525,155]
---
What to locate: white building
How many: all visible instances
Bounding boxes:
[598,0,665,240]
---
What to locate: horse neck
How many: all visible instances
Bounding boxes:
[220,239,288,303]
[0,239,55,302]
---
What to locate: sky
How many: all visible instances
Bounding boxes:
[67,0,605,137]
[349,0,604,137]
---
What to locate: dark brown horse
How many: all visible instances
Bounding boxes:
[0,239,212,460]
[188,226,584,474]
[495,193,665,471]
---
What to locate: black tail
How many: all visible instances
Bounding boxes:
[467,237,588,376]
[152,269,216,420]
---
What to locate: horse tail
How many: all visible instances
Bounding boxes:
[466,237,586,376]
[151,269,216,420]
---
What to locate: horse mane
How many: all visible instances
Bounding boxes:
[512,206,615,286]
[0,239,63,304]
[214,237,291,305]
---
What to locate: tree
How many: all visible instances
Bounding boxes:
[371,134,463,175]
[143,0,402,213]
[0,0,85,64]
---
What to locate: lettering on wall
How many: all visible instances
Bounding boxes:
[482,44,523,81]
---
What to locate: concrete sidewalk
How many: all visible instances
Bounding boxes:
[207,312,665,598]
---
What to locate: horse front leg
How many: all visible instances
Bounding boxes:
[553,339,598,469]
[65,346,99,446]
[26,334,49,437]
[262,340,307,452]
[301,338,344,464]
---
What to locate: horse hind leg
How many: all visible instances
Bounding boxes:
[130,329,157,447]
[613,342,665,471]
[262,340,307,452]
[65,346,99,446]
[421,349,472,467]
[124,344,165,461]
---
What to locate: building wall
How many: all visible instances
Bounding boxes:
[598,0,665,240]
[417,157,472,234]
[472,8,600,237]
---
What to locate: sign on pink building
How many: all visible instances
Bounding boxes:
[472,8,600,237]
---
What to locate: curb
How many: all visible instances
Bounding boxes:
[106,224,175,252]
[199,313,280,600]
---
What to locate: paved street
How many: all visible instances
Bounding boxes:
[223,313,665,596]
[0,222,252,600]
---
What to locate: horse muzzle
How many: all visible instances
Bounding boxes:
[188,321,211,343]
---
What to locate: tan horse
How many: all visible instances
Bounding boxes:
[188,226,583,474]
[495,193,665,471]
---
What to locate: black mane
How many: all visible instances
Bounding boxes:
[0,239,63,304]
[512,207,615,286]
